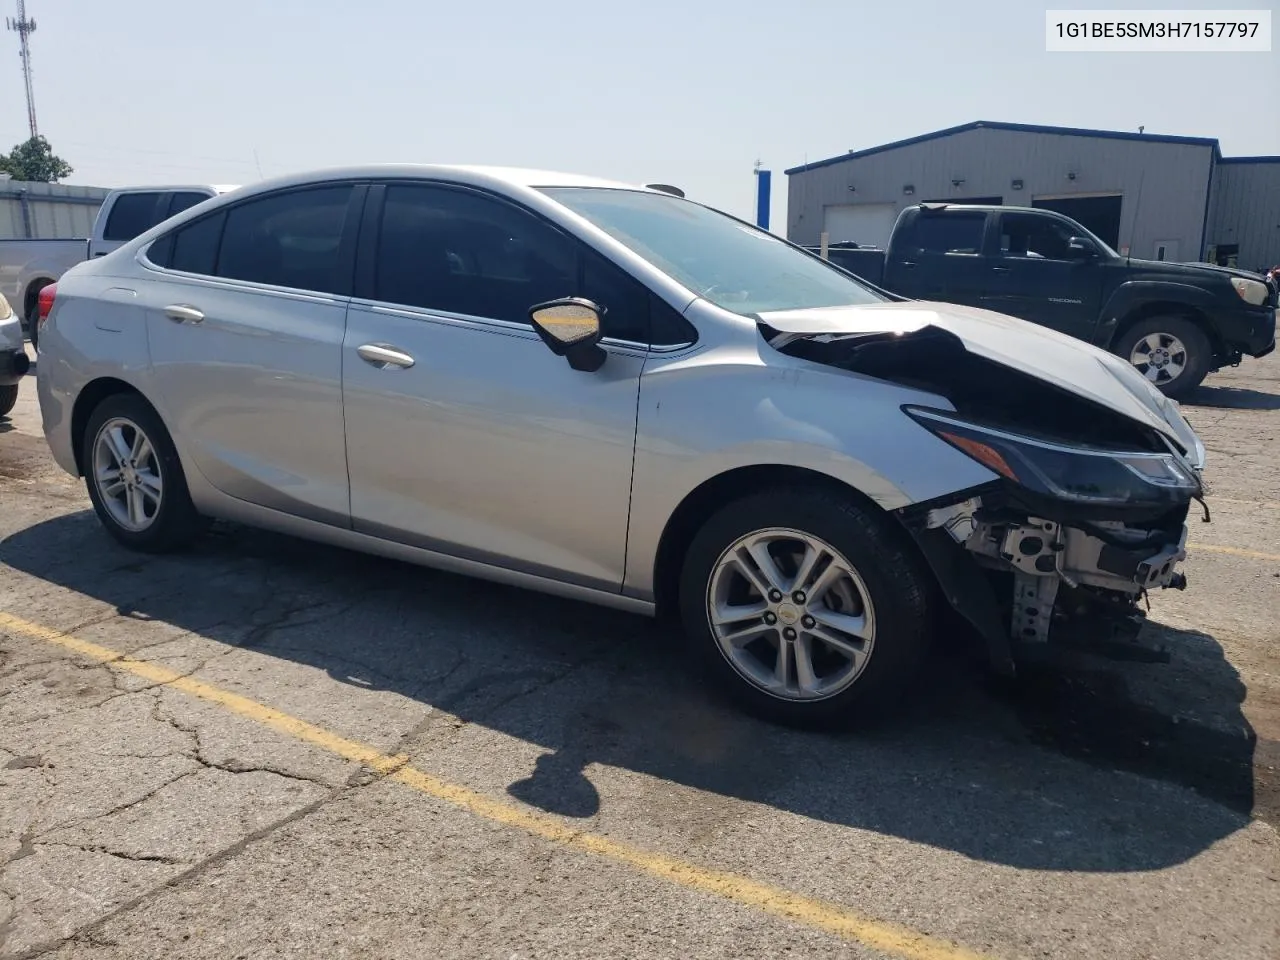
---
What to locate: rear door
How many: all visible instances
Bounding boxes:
[883,210,991,307]
[983,211,1105,340]
[141,183,364,525]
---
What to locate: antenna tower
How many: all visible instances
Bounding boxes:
[7,0,38,138]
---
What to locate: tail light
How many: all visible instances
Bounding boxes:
[36,283,57,328]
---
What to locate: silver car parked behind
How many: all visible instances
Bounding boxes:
[37,166,1208,726]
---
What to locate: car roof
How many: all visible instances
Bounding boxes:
[105,184,239,196]
[227,164,647,196]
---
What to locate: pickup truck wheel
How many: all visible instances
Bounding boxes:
[0,384,16,418]
[1114,316,1211,399]
[24,280,50,353]
[678,487,931,729]
[82,394,203,552]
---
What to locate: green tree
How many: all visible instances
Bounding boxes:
[0,136,73,183]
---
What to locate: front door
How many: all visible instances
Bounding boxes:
[982,211,1105,341]
[341,182,647,591]
[143,183,362,525]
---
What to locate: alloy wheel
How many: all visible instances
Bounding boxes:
[1129,332,1188,385]
[92,417,164,532]
[706,527,876,702]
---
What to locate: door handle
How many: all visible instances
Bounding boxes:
[991,266,1011,273]
[357,343,416,369]
[899,261,917,268]
[164,304,204,324]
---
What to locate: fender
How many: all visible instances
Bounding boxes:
[1097,280,1218,349]
[621,347,997,601]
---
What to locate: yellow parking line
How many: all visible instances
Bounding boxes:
[1190,543,1280,563]
[0,611,992,960]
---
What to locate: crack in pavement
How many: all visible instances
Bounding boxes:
[3,829,37,868]
[2,766,400,960]
[34,843,183,867]
[235,596,344,651]
[152,693,338,789]
[398,646,620,761]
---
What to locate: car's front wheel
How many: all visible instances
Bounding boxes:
[1114,316,1211,399]
[0,384,17,418]
[678,486,931,728]
[82,393,203,552]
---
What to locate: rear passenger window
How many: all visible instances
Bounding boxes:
[168,191,211,217]
[103,192,166,242]
[170,211,225,275]
[911,214,986,255]
[216,186,355,294]
[375,184,576,325]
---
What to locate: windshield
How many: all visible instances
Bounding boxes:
[542,187,887,315]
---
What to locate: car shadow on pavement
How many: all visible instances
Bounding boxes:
[0,512,1261,874]
[1184,384,1280,410]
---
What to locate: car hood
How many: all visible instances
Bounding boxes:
[758,300,1206,469]
[1126,257,1267,284]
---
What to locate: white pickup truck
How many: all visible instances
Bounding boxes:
[0,184,235,348]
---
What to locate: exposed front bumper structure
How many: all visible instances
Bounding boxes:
[904,489,1194,671]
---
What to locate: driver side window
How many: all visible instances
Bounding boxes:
[999,213,1078,261]
[373,183,657,343]
[375,185,577,327]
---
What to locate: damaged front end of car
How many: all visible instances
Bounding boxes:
[764,312,1207,672]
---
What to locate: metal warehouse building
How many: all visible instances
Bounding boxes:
[0,176,110,240]
[786,121,1280,272]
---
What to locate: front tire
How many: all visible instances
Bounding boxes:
[0,384,16,418]
[678,486,932,728]
[1114,316,1211,399]
[82,393,203,552]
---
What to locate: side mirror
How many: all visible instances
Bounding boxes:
[529,297,607,372]
[1067,237,1096,259]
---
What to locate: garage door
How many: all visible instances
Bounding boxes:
[1032,194,1123,249]
[822,203,898,248]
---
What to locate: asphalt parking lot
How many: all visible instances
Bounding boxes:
[1,353,1278,960]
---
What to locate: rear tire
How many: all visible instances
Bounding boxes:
[0,384,16,418]
[678,486,932,729]
[24,280,50,354]
[1114,315,1211,399]
[82,393,203,552]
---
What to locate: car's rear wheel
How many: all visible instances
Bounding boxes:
[678,486,931,728]
[82,393,203,552]
[1114,316,1211,399]
[0,384,17,418]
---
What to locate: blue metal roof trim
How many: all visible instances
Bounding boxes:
[784,120,1226,175]
[1218,155,1280,165]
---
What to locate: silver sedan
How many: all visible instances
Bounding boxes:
[36,166,1206,725]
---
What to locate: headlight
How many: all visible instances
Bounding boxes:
[1231,277,1269,306]
[905,407,1201,507]
[0,293,11,322]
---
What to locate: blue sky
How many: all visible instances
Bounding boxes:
[4,0,1277,226]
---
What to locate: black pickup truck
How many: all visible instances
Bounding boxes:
[809,203,1278,398]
